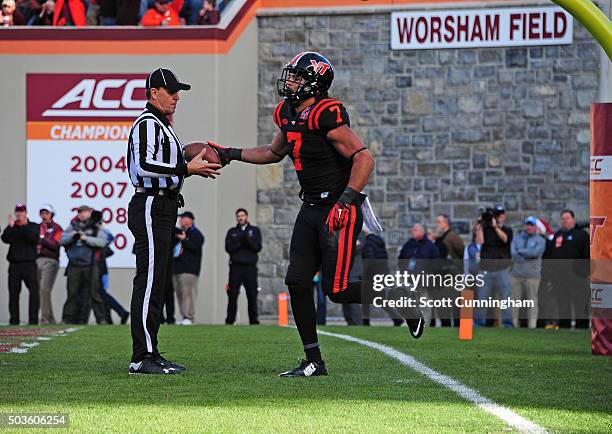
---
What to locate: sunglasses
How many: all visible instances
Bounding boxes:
[157,0,169,4]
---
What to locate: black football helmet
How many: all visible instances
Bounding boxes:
[277,52,334,105]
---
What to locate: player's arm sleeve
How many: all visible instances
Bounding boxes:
[272,102,285,130]
[314,102,350,132]
[132,119,188,177]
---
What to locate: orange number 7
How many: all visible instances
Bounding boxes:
[287,132,302,171]
[329,106,342,123]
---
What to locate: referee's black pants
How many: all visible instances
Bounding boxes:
[128,193,178,363]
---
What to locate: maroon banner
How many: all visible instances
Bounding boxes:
[590,103,612,356]
[26,74,147,122]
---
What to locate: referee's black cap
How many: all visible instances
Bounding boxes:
[146,68,191,93]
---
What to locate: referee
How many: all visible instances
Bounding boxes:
[127,68,220,375]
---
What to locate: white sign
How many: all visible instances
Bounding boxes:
[26,73,147,268]
[391,6,573,50]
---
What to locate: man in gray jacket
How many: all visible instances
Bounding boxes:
[511,216,546,328]
[60,206,111,324]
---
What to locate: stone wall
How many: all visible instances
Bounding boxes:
[255,10,598,315]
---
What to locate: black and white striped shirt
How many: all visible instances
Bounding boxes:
[127,102,187,191]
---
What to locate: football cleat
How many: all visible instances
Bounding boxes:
[154,353,186,371]
[279,359,328,377]
[128,357,180,375]
[406,314,425,339]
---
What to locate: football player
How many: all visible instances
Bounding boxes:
[210,52,424,377]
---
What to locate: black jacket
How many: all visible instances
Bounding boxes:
[362,234,388,260]
[173,226,205,275]
[547,225,589,278]
[1,222,39,263]
[481,225,513,271]
[225,224,262,265]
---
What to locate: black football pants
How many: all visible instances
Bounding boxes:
[285,203,364,349]
[128,193,177,363]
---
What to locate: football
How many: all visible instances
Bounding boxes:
[182,141,221,164]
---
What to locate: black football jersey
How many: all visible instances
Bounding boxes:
[273,98,352,204]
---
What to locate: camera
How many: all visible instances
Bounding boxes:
[478,208,495,226]
[173,227,184,240]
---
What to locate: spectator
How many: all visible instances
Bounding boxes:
[1,0,26,25]
[98,0,116,25]
[99,242,130,325]
[463,221,483,277]
[116,0,139,24]
[547,210,590,329]
[1,203,40,325]
[398,223,440,326]
[510,217,546,329]
[60,206,110,324]
[361,225,404,326]
[173,211,204,325]
[28,0,53,25]
[36,204,62,325]
[52,0,86,26]
[197,0,217,25]
[434,214,464,261]
[19,0,41,23]
[399,224,440,266]
[475,206,514,328]
[434,214,464,326]
[140,0,182,26]
[224,208,262,325]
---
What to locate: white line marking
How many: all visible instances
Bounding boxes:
[318,329,547,434]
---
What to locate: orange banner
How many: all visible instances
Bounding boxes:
[27,122,133,141]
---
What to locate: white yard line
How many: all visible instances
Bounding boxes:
[318,329,547,434]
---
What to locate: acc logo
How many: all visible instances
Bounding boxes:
[282,119,289,125]
[590,216,606,246]
[43,79,146,117]
[310,60,330,75]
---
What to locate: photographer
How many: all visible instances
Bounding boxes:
[60,205,111,324]
[475,206,514,328]
[173,211,204,325]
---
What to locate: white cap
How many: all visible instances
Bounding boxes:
[39,204,54,214]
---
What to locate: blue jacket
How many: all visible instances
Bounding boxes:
[60,219,110,267]
[174,225,205,276]
[398,236,440,260]
[362,234,388,260]
[511,231,546,278]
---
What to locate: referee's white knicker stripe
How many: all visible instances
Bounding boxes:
[143,196,155,353]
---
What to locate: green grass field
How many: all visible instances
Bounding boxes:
[1,325,611,433]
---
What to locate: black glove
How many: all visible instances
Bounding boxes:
[207,141,243,167]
